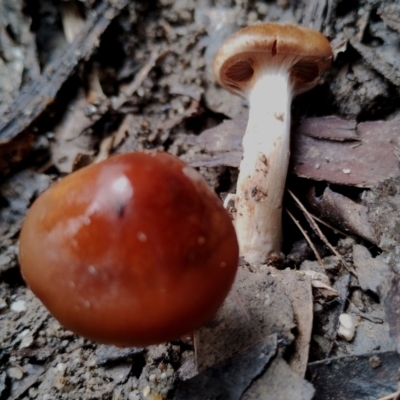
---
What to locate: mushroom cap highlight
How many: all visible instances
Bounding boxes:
[213,23,333,96]
[19,152,239,347]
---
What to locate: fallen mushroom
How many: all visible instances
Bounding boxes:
[213,23,333,264]
[18,151,239,347]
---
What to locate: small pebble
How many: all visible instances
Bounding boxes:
[19,329,34,349]
[256,3,268,15]
[128,392,140,400]
[56,363,67,372]
[29,387,39,398]
[313,303,323,313]
[369,355,382,369]
[10,300,27,313]
[7,367,23,380]
[338,313,356,341]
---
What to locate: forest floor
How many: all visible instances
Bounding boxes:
[2,0,400,399]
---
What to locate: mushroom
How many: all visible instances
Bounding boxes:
[213,23,333,264]
[19,152,239,347]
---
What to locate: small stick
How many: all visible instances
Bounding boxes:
[311,214,348,237]
[285,208,323,264]
[287,189,356,275]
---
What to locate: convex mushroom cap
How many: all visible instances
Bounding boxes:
[19,152,239,347]
[214,23,332,96]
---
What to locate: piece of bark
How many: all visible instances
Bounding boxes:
[242,355,315,400]
[0,0,129,144]
[295,117,357,141]
[185,116,246,168]
[307,186,377,244]
[174,336,277,400]
[190,117,400,188]
[353,245,392,294]
[292,120,400,187]
[194,266,295,373]
[308,351,400,400]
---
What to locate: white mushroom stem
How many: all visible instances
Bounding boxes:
[235,67,293,264]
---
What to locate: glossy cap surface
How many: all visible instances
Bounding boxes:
[19,152,239,347]
[213,23,333,96]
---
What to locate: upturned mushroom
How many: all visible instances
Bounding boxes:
[213,23,333,264]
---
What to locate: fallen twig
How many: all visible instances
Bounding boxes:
[287,189,356,275]
[311,214,348,237]
[285,208,323,264]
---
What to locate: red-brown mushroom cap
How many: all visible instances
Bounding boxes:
[18,152,239,347]
[213,23,333,96]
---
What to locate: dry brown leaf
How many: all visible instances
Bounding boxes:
[270,268,313,377]
[194,265,295,373]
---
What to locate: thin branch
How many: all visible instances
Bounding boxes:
[312,214,348,237]
[287,189,356,275]
[285,207,323,264]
